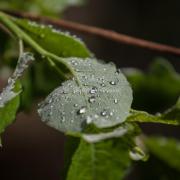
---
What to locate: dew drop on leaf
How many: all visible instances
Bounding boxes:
[101,110,107,116]
[114,99,118,104]
[110,81,116,85]
[89,87,98,94]
[88,96,96,103]
[129,147,146,161]
[78,106,86,114]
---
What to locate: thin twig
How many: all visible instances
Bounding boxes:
[0,22,14,38]
[2,10,180,57]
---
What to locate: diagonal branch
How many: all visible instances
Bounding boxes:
[2,10,180,57]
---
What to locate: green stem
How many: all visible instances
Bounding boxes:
[0,11,76,77]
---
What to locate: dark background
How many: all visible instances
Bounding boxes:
[0,0,180,179]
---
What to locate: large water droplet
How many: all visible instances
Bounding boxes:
[101,110,107,116]
[78,106,86,114]
[114,99,118,104]
[86,116,93,124]
[89,87,98,94]
[88,96,96,103]
[129,147,146,161]
[110,81,116,85]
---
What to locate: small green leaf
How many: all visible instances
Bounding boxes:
[13,18,91,58]
[0,0,85,15]
[0,81,21,135]
[38,58,132,133]
[0,52,34,137]
[67,138,132,180]
[127,96,180,125]
[146,137,180,171]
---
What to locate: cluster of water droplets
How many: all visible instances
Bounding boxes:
[26,20,83,44]
[38,57,132,132]
[0,52,34,108]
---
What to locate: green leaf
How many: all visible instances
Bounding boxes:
[0,52,33,137]
[127,96,180,125]
[67,138,132,180]
[146,137,180,172]
[124,58,180,112]
[38,58,132,133]
[0,81,21,135]
[0,0,85,15]
[13,18,91,58]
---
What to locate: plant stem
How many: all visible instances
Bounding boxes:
[4,10,180,57]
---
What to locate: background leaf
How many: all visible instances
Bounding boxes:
[145,137,180,171]
[0,0,85,16]
[124,58,180,113]
[0,81,21,135]
[67,138,132,180]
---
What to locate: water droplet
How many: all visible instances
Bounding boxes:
[78,106,86,114]
[129,147,146,161]
[74,104,78,107]
[110,81,116,85]
[101,110,107,116]
[62,117,65,122]
[114,99,118,104]
[101,83,106,87]
[110,112,113,116]
[89,87,98,94]
[88,96,96,103]
[116,69,121,74]
[94,114,99,119]
[86,116,92,124]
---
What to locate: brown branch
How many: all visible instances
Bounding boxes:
[3,10,180,57]
[0,22,14,38]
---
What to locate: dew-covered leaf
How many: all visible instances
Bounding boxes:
[127,96,180,125]
[124,58,180,113]
[38,58,132,132]
[146,137,180,171]
[67,138,132,180]
[0,52,34,138]
[13,18,91,58]
[0,52,34,107]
